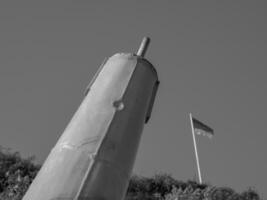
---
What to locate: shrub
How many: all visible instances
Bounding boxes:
[0,147,40,200]
[0,147,262,200]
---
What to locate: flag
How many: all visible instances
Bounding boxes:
[192,117,214,138]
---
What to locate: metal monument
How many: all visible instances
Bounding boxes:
[23,37,159,200]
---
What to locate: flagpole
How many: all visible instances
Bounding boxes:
[189,113,203,184]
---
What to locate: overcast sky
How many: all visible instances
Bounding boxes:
[0,1,266,197]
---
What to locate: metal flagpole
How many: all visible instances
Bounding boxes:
[189,113,203,184]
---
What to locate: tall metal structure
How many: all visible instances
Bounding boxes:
[23,37,159,200]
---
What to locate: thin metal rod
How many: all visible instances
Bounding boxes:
[189,113,203,184]
[137,37,150,57]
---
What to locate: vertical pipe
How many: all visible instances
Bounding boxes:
[136,37,150,57]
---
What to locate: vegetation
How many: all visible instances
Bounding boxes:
[0,147,261,200]
[0,147,40,200]
[127,175,260,200]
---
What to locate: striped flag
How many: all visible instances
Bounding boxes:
[192,117,214,139]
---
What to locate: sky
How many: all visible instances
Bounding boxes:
[0,1,266,197]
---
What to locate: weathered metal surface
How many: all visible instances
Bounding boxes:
[23,40,159,200]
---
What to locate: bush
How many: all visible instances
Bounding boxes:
[0,147,40,200]
[0,147,262,200]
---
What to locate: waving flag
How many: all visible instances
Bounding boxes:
[189,113,214,184]
[192,117,214,139]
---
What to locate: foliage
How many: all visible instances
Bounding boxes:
[127,173,207,199]
[0,147,262,200]
[0,147,40,200]
[126,174,261,200]
[163,185,261,200]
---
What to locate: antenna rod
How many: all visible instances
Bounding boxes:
[137,37,150,57]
